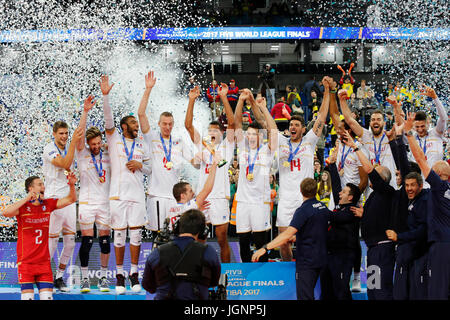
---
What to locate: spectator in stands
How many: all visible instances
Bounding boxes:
[357,79,370,101]
[348,92,361,114]
[257,64,276,111]
[316,170,332,207]
[286,85,302,115]
[207,80,221,117]
[227,79,239,112]
[307,90,320,123]
[185,75,196,95]
[338,63,355,98]
[314,159,323,182]
[271,97,292,132]
[242,112,251,131]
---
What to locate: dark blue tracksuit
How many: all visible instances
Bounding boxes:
[289,198,330,300]
[320,162,361,300]
[362,169,396,300]
[425,170,450,300]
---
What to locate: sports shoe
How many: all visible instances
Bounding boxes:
[115,274,126,295]
[351,278,362,292]
[80,278,91,293]
[129,273,141,293]
[54,277,70,292]
[98,277,110,292]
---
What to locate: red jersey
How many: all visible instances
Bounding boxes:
[17,198,58,265]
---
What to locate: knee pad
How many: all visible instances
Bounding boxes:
[79,236,94,267]
[21,292,34,300]
[114,230,126,248]
[60,234,76,266]
[99,235,111,254]
[39,290,53,300]
[129,228,142,247]
[48,236,59,259]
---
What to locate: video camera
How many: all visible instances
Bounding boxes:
[209,273,228,300]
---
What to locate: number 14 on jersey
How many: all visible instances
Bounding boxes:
[286,158,301,171]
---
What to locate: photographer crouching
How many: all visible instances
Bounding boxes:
[142,209,221,300]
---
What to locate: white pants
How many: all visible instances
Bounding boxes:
[236,201,271,233]
[110,200,146,230]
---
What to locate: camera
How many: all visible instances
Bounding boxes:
[209,273,228,300]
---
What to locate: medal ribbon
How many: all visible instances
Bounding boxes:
[54,142,67,157]
[339,144,353,170]
[287,139,303,163]
[122,135,136,162]
[247,144,262,174]
[372,133,386,165]
[91,150,103,179]
[160,133,172,163]
[416,135,427,155]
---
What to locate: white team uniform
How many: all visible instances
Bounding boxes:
[107,130,150,229]
[335,140,368,189]
[235,137,274,233]
[196,137,235,225]
[76,147,111,231]
[42,142,76,236]
[276,130,319,227]
[144,131,194,231]
[412,128,444,189]
[167,199,198,231]
[359,128,397,189]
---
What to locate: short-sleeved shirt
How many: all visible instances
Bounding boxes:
[196,137,235,200]
[42,142,74,198]
[167,199,198,230]
[335,140,367,189]
[289,198,330,269]
[359,128,397,188]
[278,130,319,202]
[235,138,274,204]
[414,129,444,168]
[426,170,450,243]
[17,198,59,265]
[76,147,111,205]
[145,131,193,199]
[107,130,150,203]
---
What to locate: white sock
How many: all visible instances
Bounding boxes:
[39,290,53,300]
[130,264,138,275]
[100,267,108,278]
[116,265,124,276]
[81,267,89,279]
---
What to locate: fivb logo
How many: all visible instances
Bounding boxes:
[366,265,381,290]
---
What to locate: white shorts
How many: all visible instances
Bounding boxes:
[276,198,302,227]
[235,201,271,233]
[110,200,146,230]
[146,196,177,231]
[204,198,230,226]
[49,203,77,236]
[78,203,111,231]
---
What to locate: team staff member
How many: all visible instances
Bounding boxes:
[43,119,83,291]
[252,178,330,300]
[3,174,77,300]
[343,130,396,300]
[405,112,450,300]
[100,75,152,295]
[142,209,221,300]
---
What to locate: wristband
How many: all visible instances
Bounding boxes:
[330,89,337,94]
[262,244,269,253]
[405,130,413,137]
[353,147,360,152]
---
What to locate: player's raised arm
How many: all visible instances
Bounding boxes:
[51,127,84,170]
[338,88,364,138]
[252,95,278,151]
[76,95,96,152]
[386,95,405,126]
[218,82,236,142]
[312,76,331,137]
[342,130,373,174]
[56,172,77,209]
[196,160,218,209]
[404,112,431,179]
[248,91,267,129]
[184,85,202,145]
[137,70,156,135]
[2,192,35,218]
[234,89,250,143]
[421,86,447,136]
[99,75,115,136]
[329,79,341,131]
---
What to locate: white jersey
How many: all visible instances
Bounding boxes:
[236,137,275,204]
[42,142,74,198]
[145,131,194,198]
[277,130,319,201]
[76,147,111,205]
[336,140,368,189]
[196,137,235,200]
[107,130,150,203]
[167,199,198,230]
[413,128,444,168]
[360,128,397,188]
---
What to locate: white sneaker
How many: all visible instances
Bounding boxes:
[129,273,141,293]
[115,274,126,295]
[351,278,361,292]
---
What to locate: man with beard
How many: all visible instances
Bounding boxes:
[100,75,151,295]
[340,90,398,189]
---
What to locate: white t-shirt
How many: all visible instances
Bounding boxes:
[76,147,111,205]
[107,130,150,203]
[360,128,397,188]
[335,140,368,189]
[236,137,275,204]
[42,142,74,198]
[277,130,319,201]
[196,137,235,200]
[413,128,444,168]
[145,131,194,198]
[167,199,198,230]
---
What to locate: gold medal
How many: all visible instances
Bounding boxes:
[247,173,254,181]
[99,176,106,183]
[283,161,290,168]
[339,169,344,177]
[64,170,70,176]
[166,161,173,169]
